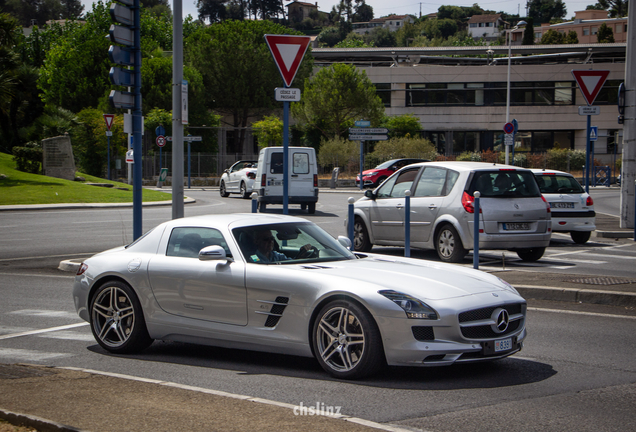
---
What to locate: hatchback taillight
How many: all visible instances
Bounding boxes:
[462,191,475,213]
[586,196,594,206]
[542,195,551,213]
[261,174,266,187]
[77,263,88,276]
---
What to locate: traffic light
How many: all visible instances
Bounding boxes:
[108,0,139,109]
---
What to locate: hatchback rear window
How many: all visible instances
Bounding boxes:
[468,170,541,198]
[534,174,584,194]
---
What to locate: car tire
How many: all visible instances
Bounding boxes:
[240,182,250,199]
[354,217,372,252]
[219,181,230,197]
[301,204,307,210]
[308,202,316,214]
[436,224,467,263]
[312,299,385,379]
[258,202,267,213]
[89,280,153,354]
[571,231,591,244]
[516,247,545,262]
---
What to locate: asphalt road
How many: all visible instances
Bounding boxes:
[1,186,635,431]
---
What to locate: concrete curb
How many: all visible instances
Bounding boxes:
[0,408,87,432]
[516,285,636,307]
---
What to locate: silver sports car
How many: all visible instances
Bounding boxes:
[73,214,527,379]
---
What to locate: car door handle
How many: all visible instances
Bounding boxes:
[428,205,437,210]
[396,204,404,209]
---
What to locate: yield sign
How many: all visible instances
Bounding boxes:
[264,34,311,87]
[572,70,610,106]
[103,114,115,131]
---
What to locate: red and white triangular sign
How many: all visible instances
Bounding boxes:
[572,70,610,106]
[264,34,311,87]
[103,114,115,131]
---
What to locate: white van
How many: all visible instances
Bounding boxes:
[256,146,319,213]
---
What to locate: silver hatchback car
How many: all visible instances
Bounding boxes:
[353,161,552,262]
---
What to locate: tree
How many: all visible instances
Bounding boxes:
[252,116,283,148]
[185,20,313,153]
[527,0,567,24]
[381,114,421,138]
[196,0,227,23]
[395,20,419,46]
[353,0,373,22]
[367,27,396,47]
[522,18,535,45]
[292,63,384,139]
[597,0,628,17]
[540,28,565,44]
[3,0,83,26]
[597,22,615,42]
[566,29,579,43]
[316,26,344,47]
[422,18,458,40]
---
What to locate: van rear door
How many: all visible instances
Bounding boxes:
[289,150,315,196]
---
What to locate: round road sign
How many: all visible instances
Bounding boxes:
[503,122,514,134]
[156,135,166,147]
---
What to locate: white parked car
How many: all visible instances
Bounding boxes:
[531,169,595,244]
[72,214,527,379]
[220,160,257,199]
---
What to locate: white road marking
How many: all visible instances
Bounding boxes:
[9,310,80,319]
[528,307,636,319]
[578,252,636,260]
[0,323,89,340]
[0,348,72,361]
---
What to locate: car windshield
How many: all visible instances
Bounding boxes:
[232,222,355,265]
[468,170,541,198]
[534,174,584,194]
[374,160,399,170]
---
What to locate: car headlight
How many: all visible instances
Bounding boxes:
[379,290,438,319]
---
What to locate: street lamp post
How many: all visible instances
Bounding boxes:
[505,20,526,165]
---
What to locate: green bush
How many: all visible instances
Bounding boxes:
[569,150,586,171]
[371,137,436,161]
[456,151,481,161]
[318,136,359,170]
[12,142,43,174]
[547,148,569,171]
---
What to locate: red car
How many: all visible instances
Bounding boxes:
[356,158,428,188]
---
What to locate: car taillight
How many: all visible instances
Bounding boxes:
[542,195,551,213]
[77,263,88,276]
[313,174,318,187]
[261,174,266,187]
[462,191,474,213]
[586,196,594,206]
[247,172,256,180]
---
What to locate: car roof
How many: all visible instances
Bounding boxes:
[155,213,310,231]
[405,161,531,172]
[529,168,572,176]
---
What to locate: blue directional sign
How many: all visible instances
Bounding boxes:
[590,126,598,141]
[155,125,166,137]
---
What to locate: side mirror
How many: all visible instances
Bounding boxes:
[199,245,233,262]
[364,189,376,200]
[337,236,352,249]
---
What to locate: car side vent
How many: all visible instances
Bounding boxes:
[259,296,289,328]
[412,326,435,341]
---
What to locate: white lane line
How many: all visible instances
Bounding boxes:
[0,323,89,340]
[0,348,72,361]
[543,257,607,264]
[528,307,636,319]
[0,272,74,279]
[578,252,636,260]
[9,310,80,319]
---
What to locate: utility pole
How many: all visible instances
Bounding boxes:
[172,0,184,219]
[620,1,635,229]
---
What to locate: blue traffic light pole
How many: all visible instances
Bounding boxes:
[132,0,142,240]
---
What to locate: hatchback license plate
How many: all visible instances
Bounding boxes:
[503,223,529,230]
[495,338,512,352]
[551,202,575,209]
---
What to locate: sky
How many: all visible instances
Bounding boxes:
[80,0,602,23]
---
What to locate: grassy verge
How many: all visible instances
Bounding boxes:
[0,152,172,206]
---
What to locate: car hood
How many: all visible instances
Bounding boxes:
[301,255,513,300]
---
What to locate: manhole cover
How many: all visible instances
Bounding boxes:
[564,277,636,286]
[0,364,55,380]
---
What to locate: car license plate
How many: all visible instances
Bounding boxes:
[268,180,282,186]
[503,223,530,230]
[551,202,575,209]
[495,338,512,352]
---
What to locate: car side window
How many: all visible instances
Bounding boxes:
[413,167,447,197]
[167,227,231,258]
[270,153,283,174]
[377,169,419,198]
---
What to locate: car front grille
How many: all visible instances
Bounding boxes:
[458,302,525,341]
